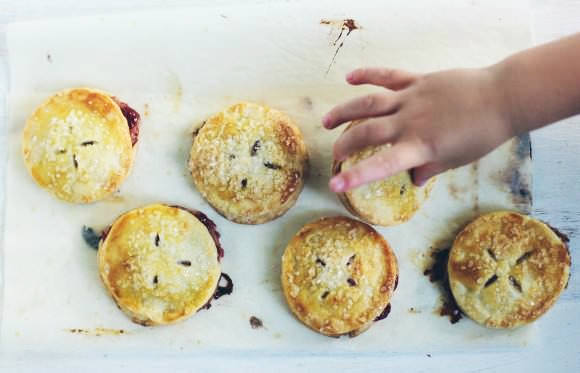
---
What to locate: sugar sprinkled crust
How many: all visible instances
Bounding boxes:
[22,88,135,203]
[189,102,308,224]
[448,211,571,329]
[98,204,221,326]
[333,145,434,227]
[281,216,398,336]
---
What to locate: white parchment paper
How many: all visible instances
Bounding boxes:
[1,0,535,357]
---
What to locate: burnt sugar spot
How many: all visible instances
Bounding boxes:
[320,18,361,75]
[191,121,206,138]
[68,328,126,336]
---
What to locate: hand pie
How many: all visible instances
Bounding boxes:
[448,211,570,328]
[22,88,140,203]
[281,216,398,337]
[332,122,434,226]
[98,204,231,326]
[189,102,308,224]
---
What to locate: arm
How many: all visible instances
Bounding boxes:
[324,33,580,193]
[494,33,580,135]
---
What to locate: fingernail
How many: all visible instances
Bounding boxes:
[322,114,332,128]
[346,72,355,82]
[330,176,345,192]
[415,177,426,187]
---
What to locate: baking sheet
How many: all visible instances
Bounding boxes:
[0,0,535,357]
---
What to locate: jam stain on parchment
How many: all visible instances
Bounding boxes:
[445,168,469,202]
[374,303,392,322]
[423,247,463,324]
[249,316,264,329]
[213,273,234,300]
[166,72,183,112]
[82,226,101,250]
[446,162,480,209]
[320,19,361,74]
[470,162,480,214]
[447,182,468,201]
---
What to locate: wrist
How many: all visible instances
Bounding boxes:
[485,62,521,138]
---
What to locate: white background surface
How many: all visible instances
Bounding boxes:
[0,0,579,372]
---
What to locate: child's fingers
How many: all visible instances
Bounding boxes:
[411,162,448,187]
[330,141,428,192]
[333,117,399,161]
[322,92,399,129]
[346,68,418,90]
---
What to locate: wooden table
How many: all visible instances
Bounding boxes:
[0,0,578,371]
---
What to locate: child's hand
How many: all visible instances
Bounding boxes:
[323,67,514,193]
